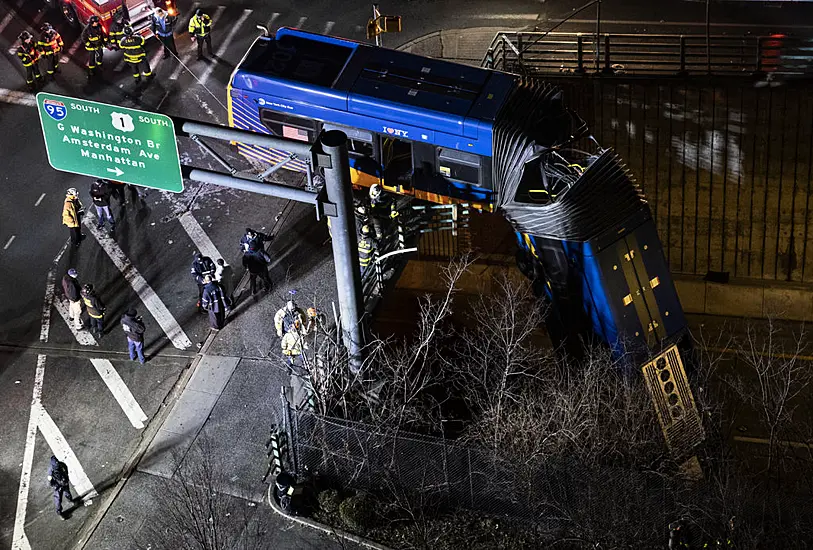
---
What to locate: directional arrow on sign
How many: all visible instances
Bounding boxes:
[107,167,124,177]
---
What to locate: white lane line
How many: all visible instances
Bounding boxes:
[35,192,45,206]
[11,354,45,550]
[83,219,192,350]
[295,16,307,28]
[169,4,224,81]
[266,13,280,30]
[0,88,36,107]
[40,240,69,344]
[90,358,148,429]
[0,0,24,35]
[60,36,82,65]
[54,295,98,346]
[37,403,98,499]
[147,46,164,76]
[322,21,335,35]
[179,211,224,261]
[3,235,15,249]
[198,9,252,86]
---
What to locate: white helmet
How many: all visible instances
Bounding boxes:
[66,188,78,197]
[369,184,382,199]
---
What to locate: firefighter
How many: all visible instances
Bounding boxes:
[17,31,41,91]
[107,8,128,50]
[358,224,375,275]
[119,25,152,84]
[81,15,107,79]
[37,23,63,79]
[188,8,213,60]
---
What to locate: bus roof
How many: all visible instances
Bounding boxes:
[231,28,516,151]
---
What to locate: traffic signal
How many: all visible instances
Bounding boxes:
[366,15,401,39]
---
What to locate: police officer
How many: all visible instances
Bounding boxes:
[81,284,106,338]
[107,8,128,50]
[119,25,152,84]
[242,246,273,297]
[188,8,213,60]
[17,31,41,90]
[240,228,271,259]
[151,7,177,59]
[191,252,216,311]
[48,456,79,520]
[81,15,107,79]
[200,275,231,330]
[37,23,63,79]
[358,224,375,275]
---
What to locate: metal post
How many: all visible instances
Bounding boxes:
[576,35,584,73]
[595,0,601,72]
[320,130,365,374]
[373,4,381,47]
[679,35,687,75]
[604,35,611,74]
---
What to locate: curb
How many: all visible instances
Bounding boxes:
[265,483,393,550]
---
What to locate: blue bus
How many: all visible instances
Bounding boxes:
[228,27,687,362]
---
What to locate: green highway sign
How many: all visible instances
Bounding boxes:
[36,92,183,192]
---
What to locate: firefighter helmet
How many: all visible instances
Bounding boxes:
[40,22,53,33]
[123,25,134,36]
[360,224,371,235]
[307,307,318,318]
[19,30,33,43]
[369,183,382,199]
[89,15,100,25]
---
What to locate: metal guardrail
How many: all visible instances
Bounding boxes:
[482,31,813,76]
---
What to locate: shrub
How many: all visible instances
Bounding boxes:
[339,493,377,532]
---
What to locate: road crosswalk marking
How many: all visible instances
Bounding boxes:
[54,295,98,346]
[170,4,224,81]
[84,219,193,350]
[36,402,98,499]
[179,211,226,262]
[322,21,335,35]
[0,88,35,107]
[296,16,307,28]
[0,0,24,35]
[198,9,252,86]
[90,358,149,429]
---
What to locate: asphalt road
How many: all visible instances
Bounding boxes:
[1,0,813,548]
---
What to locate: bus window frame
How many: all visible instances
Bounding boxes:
[322,123,376,159]
[436,146,482,185]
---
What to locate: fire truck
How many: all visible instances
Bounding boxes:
[43,0,177,37]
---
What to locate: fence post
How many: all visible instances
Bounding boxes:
[679,35,687,75]
[603,35,612,74]
[576,35,584,73]
[755,36,763,74]
[467,449,474,508]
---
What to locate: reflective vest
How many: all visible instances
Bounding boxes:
[120,34,146,63]
[17,44,39,66]
[358,236,374,267]
[108,21,127,48]
[188,14,212,37]
[37,31,63,55]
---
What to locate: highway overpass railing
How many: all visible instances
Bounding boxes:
[482,31,813,76]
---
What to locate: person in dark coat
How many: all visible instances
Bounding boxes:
[240,227,271,259]
[242,249,272,297]
[90,179,115,232]
[81,284,105,337]
[190,252,216,312]
[200,275,230,330]
[61,268,83,330]
[121,308,146,364]
[48,455,79,520]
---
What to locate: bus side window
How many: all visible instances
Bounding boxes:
[437,147,481,185]
[381,136,413,189]
[260,109,318,142]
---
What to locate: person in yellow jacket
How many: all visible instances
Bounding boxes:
[81,284,106,338]
[188,8,213,60]
[62,188,85,248]
[119,25,152,84]
[37,23,63,79]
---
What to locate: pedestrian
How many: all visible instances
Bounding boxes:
[80,15,107,80]
[81,284,105,338]
[242,249,272,298]
[201,275,230,330]
[107,8,128,50]
[120,25,152,85]
[240,227,271,259]
[121,308,146,364]
[61,268,83,330]
[37,22,63,80]
[17,31,41,91]
[191,252,216,312]
[48,455,79,520]
[90,179,115,232]
[62,188,85,248]
[214,258,235,302]
[274,299,305,338]
[188,8,213,60]
[151,7,177,59]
